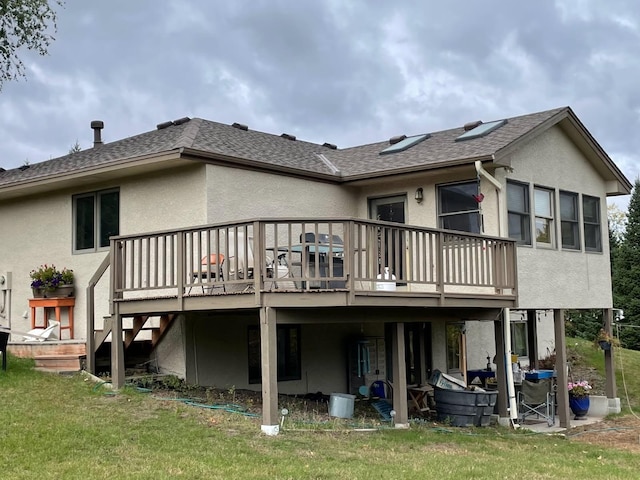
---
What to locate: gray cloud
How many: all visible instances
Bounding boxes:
[1,0,639,203]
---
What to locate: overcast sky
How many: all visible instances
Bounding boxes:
[1,1,638,208]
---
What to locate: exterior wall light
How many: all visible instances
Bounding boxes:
[415,187,424,203]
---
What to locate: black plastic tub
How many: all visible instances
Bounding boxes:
[434,387,498,427]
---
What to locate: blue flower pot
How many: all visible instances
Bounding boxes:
[569,395,590,420]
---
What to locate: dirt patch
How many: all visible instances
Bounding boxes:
[568,416,640,453]
[566,348,607,395]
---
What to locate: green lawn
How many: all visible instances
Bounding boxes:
[1,343,638,479]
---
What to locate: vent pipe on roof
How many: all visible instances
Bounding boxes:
[389,135,406,145]
[463,120,482,131]
[323,142,337,150]
[281,133,296,141]
[91,120,104,147]
[232,122,248,131]
[157,121,174,130]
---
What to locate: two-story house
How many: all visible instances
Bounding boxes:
[0,106,630,434]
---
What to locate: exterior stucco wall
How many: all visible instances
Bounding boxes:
[204,165,357,222]
[183,309,453,394]
[464,310,556,371]
[353,168,500,235]
[505,126,612,309]
[185,312,382,394]
[0,164,206,339]
[152,314,187,377]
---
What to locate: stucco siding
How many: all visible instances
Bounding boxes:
[506,126,612,309]
[204,165,357,223]
[0,164,206,339]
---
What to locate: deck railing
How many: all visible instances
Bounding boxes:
[110,218,517,302]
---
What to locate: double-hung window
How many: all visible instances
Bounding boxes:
[507,181,531,245]
[438,181,481,233]
[73,189,120,252]
[559,191,580,250]
[534,187,554,245]
[583,195,602,252]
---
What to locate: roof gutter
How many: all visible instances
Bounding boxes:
[179,147,342,183]
[0,150,185,200]
[341,154,496,184]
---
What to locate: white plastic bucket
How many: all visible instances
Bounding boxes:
[329,393,356,418]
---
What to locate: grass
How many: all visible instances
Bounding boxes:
[0,348,639,479]
[567,336,640,410]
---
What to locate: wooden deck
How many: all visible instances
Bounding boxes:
[104,218,518,314]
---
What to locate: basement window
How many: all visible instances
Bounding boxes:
[455,119,507,141]
[379,134,430,155]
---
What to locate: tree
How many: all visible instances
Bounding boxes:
[612,179,640,350]
[68,139,81,154]
[0,0,63,91]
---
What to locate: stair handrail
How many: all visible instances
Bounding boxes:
[86,253,111,374]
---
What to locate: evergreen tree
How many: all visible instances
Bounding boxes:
[613,179,640,350]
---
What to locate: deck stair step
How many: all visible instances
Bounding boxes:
[34,354,86,373]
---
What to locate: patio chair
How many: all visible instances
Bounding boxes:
[189,254,225,294]
[518,378,555,426]
[23,320,61,342]
[227,231,275,291]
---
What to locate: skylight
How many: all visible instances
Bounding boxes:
[455,119,508,142]
[379,134,430,155]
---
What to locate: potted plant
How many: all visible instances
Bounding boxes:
[594,328,620,351]
[567,380,592,420]
[30,264,74,298]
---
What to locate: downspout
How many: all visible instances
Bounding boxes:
[475,160,519,426]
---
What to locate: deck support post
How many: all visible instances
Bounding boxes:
[603,308,620,413]
[494,317,508,418]
[526,309,539,370]
[111,304,125,389]
[554,309,570,428]
[260,306,279,435]
[391,322,409,428]
[603,308,617,399]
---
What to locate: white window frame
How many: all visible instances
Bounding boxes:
[533,186,554,247]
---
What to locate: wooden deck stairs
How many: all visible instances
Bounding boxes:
[94,313,177,353]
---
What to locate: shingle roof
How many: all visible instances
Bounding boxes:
[326,107,566,178]
[0,106,580,188]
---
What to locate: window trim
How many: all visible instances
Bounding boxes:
[559,190,580,251]
[437,180,482,234]
[510,321,528,358]
[445,323,464,373]
[583,195,602,252]
[506,180,531,245]
[533,186,555,247]
[72,188,120,254]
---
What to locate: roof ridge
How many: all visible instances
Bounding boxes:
[174,118,202,149]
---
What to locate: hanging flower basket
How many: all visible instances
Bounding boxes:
[594,329,620,350]
[598,340,612,351]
